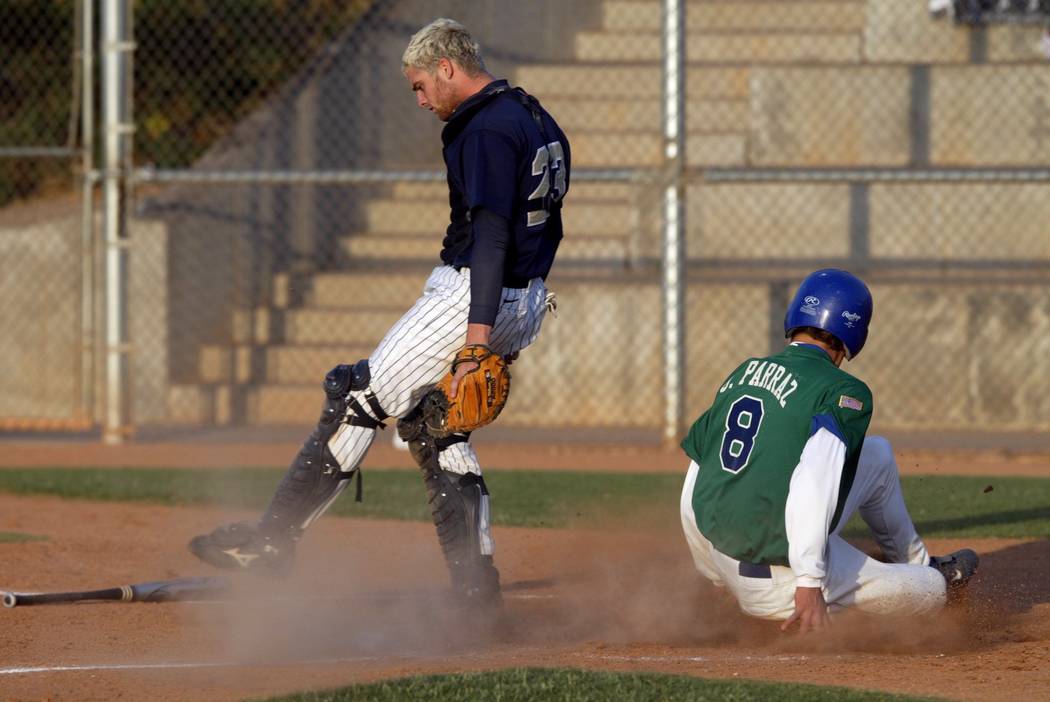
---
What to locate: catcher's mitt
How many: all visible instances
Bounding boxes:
[423,344,511,437]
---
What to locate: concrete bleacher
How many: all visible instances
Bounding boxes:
[602,1,866,32]
[161,0,1050,432]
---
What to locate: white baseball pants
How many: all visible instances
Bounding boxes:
[326,264,548,480]
[680,436,947,620]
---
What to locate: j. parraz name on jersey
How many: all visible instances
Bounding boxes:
[734,360,798,408]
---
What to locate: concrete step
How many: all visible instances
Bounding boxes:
[308,271,425,308]
[575,30,861,63]
[390,180,638,202]
[687,133,748,167]
[364,200,450,234]
[864,0,969,63]
[515,65,750,99]
[685,180,1050,260]
[279,307,404,345]
[197,343,376,384]
[248,385,318,424]
[573,132,747,167]
[198,345,253,384]
[544,97,749,133]
[931,65,1050,166]
[341,233,634,263]
[364,199,638,236]
[602,1,866,33]
[540,65,918,169]
[572,133,661,167]
[521,65,1050,169]
[262,344,376,384]
[166,384,223,425]
[271,270,424,309]
[748,66,911,167]
[341,234,441,262]
[687,182,852,260]
[168,383,311,426]
[869,182,1050,260]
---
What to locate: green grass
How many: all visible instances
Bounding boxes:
[841,474,1050,540]
[0,467,676,529]
[0,531,47,543]
[256,668,943,702]
[0,468,1046,538]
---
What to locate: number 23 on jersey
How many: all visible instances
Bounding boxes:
[527,141,566,227]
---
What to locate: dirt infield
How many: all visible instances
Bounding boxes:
[1,490,1048,702]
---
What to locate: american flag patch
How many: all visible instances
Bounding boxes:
[839,395,864,411]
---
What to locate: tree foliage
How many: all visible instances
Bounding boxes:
[0,0,370,206]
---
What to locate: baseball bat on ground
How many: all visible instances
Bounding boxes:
[2,576,230,608]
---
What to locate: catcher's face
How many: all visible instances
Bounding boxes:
[405,62,458,122]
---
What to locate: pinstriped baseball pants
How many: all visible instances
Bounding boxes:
[327,264,548,478]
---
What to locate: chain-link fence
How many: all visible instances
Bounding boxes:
[677,0,1050,438]
[2,0,1048,445]
[0,0,92,431]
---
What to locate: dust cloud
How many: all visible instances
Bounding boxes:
[184,509,997,666]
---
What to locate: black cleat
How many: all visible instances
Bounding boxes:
[930,548,979,599]
[453,556,503,608]
[188,522,296,575]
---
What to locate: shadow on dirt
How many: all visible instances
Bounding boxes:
[914,506,1050,535]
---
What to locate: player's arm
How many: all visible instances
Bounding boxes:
[460,128,518,330]
[781,420,847,633]
[444,211,505,398]
[448,128,520,398]
[449,210,508,398]
[466,208,510,334]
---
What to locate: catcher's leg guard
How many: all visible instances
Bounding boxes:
[263,360,387,534]
[190,360,387,573]
[397,408,500,602]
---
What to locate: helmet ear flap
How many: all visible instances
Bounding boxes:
[784,269,873,359]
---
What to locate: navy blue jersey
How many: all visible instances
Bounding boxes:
[441,80,570,285]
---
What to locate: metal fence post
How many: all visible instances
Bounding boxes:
[661,0,686,444]
[79,0,97,426]
[102,0,133,443]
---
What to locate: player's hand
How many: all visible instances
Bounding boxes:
[451,323,493,398]
[450,349,515,396]
[781,586,830,634]
[449,359,480,399]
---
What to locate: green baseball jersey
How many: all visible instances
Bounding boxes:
[681,344,873,566]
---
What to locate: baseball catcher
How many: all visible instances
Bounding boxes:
[188,18,570,607]
[680,269,978,632]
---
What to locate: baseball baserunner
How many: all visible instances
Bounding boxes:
[189,18,571,606]
[680,269,978,633]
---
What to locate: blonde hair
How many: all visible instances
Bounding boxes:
[402,18,486,75]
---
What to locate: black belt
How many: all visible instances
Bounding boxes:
[738,562,772,579]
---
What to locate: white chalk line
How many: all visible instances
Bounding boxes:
[154,592,558,606]
[0,655,396,676]
[573,653,811,664]
[0,651,810,677]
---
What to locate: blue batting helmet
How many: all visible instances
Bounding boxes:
[784,269,873,359]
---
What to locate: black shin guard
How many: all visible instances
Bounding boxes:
[424,470,498,595]
[260,361,386,537]
[398,409,500,601]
